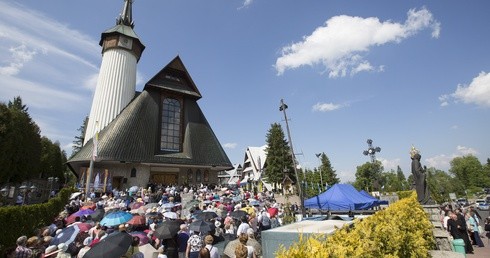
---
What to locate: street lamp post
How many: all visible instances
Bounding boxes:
[279,99,305,218]
[315,153,324,191]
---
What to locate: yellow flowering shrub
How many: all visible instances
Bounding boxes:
[276,192,434,258]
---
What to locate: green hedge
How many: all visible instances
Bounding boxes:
[0,187,74,254]
[277,192,435,258]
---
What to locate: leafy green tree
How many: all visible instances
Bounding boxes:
[426,167,461,203]
[0,103,13,183]
[71,116,88,158]
[264,123,294,190]
[380,170,399,192]
[449,155,486,189]
[354,161,383,192]
[318,152,339,187]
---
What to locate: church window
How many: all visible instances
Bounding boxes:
[160,97,182,151]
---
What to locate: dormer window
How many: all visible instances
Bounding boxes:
[160,97,182,152]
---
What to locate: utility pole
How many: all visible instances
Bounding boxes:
[279,99,305,218]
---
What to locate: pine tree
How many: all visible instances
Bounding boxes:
[318,152,339,187]
[264,123,294,190]
[71,116,88,157]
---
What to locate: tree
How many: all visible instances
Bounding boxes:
[318,152,339,187]
[396,166,409,190]
[264,123,294,190]
[71,116,88,158]
[449,155,486,189]
[39,137,66,180]
[426,167,461,203]
[3,97,42,183]
[354,161,383,192]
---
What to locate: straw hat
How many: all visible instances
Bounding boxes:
[44,245,60,257]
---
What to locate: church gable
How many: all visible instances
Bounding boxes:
[145,56,202,99]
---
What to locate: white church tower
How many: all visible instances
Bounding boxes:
[84,0,145,144]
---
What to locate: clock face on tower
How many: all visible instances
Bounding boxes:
[118,36,133,50]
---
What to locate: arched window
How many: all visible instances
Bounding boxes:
[161,98,182,151]
[187,169,193,182]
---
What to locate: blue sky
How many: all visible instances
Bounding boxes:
[1,0,489,182]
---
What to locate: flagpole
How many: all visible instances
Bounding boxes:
[85,121,98,200]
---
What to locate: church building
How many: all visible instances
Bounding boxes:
[67,0,232,191]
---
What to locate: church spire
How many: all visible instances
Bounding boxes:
[116,0,134,28]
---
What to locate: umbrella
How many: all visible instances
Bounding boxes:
[130,206,146,215]
[80,204,96,210]
[241,206,255,217]
[194,211,218,221]
[76,222,93,232]
[163,211,178,220]
[70,192,82,200]
[127,215,146,226]
[232,196,242,202]
[129,186,139,192]
[145,212,162,218]
[223,238,241,258]
[162,203,175,209]
[130,202,145,210]
[138,243,158,258]
[83,231,132,258]
[144,203,160,210]
[268,207,278,217]
[189,220,215,233]
[154,220,183,239]
[130,231,149,245]
[229,210,248,219]
[184,199,200,209]
[51,225,80,246]
[250,200,260,206]
[100,211,133,227]
[91,208,105,222]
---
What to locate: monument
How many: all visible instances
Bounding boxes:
[410,146,432,204]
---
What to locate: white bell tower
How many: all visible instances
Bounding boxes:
[84,0,145,144]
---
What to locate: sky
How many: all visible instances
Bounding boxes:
[0,0,489,182]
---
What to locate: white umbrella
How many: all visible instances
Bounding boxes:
[162,203,175,209]
[129,186,139,192]
[69,192,82,200]
[163,212,178,219]
[138,244,158,258]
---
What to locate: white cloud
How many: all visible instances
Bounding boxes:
[0,44,37,76]
[275,7,440,77]
[425,145,479,169]
[450,125,458,130]
[438,94,449,107]
[238,0,253,10]
[312,102,343,112]
[453,71,490,107]
[379,157,401,171]
[456,145,478,156]
[223,143,238,149]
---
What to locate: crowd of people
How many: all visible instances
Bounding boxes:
[5,184,291,258]
[441,204,490,254]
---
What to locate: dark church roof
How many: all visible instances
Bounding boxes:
[68,56,232,172]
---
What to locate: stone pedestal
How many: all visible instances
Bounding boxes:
[422,204,453,251]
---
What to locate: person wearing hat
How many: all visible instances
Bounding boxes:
[185,230,203,258]
[15,236,33,258]
[214,221,224,242]
[246,228,261,257]
[204,235,219,258]
[56,243,70,258]
[43,245,59,258]
[77,237,92,258]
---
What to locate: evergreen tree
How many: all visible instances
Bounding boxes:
[318,152,339,187]
[396,165,408,190]
[71,116,88,157]
[264,123,294,190]
[6,97,41,182]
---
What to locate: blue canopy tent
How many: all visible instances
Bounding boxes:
[359,190,389,205]
[304,184,379,211]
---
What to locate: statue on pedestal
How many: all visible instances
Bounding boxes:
[410,146,431,204]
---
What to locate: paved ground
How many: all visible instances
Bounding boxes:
[468,239,490,257]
